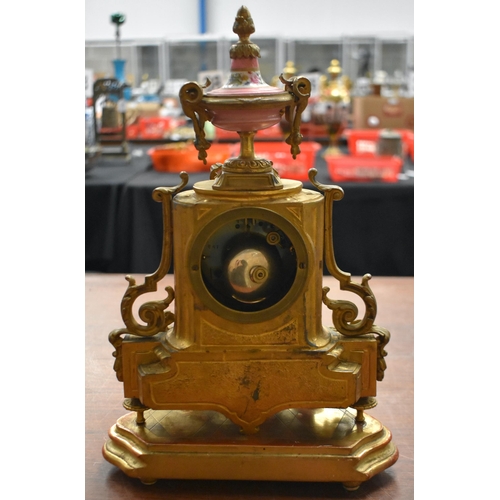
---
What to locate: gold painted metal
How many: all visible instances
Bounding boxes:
[179,79,310,191]
[315,59,351,154]
[320,59,352,105]
[122,397,149,425]
[104,408,398,488]
[229,6,261,59]
[271,61,297,88]
[103,6,397,492]
[283,61,297,79]
[179,7,310,191]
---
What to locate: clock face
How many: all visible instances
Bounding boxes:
[190,208,308,322]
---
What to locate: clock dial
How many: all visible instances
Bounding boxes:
[190,208,308,322]
[200,217,297,312]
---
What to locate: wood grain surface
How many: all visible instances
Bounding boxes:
[86,273,414,499]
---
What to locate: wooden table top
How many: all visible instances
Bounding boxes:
[86,273,413,499]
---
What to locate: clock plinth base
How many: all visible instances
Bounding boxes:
[103,408,398,490]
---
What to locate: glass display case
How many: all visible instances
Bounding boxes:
[85,39,165,88]
[340,36,413,97]
[242,37,284,84]
[137,43,164,82]
[85,35,414,98]
[380,40,408,78]
[86,41,136,83]
[341,36,378,81]
[287,39,342,75]
[165,36,220,82]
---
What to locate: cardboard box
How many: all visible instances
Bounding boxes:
[352,96,414,130]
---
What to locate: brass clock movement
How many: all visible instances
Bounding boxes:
[103,6,398,491]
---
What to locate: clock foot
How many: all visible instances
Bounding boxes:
[343,482,361,491]
[122,397,149,426]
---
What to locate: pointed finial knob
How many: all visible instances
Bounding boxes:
[230,6,260,59]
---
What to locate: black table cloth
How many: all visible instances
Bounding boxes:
[85,144,414,277]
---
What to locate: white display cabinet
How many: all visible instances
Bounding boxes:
[164,36,221,82]
[285,39,343,75]
[241,37,285,84]
[85,35,413,97]
[341,36,379,82]
[341,36,413,96]
[85,39,165,88]
[163,36,284,84]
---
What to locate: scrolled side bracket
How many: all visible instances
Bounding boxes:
[118,173,189,338]
[179,80,213,163]
[309,169,377,336]
[280,75,311,158]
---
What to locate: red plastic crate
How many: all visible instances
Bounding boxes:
[325,154,403,183]
[404,130,414,161]
[126,123,140,140]
[253,141,322,181]
[300,122,329,138]
[343,129,413,159]
[148,142,233,173]
[139,117,172,140]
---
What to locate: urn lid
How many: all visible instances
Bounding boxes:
[207,6,282,97]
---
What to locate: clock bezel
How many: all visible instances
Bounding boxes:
[189,207,309,324]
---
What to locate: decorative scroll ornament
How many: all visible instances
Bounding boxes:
[371,325,391,381]
[222,157,274,172]
[309,168,390,380]
[309,168,377,336]
[108,173,189,380]
[280,75,311,158]
[210,163,222,180]
[178,6,311,192]
[103,7,398,487]
[179,81,213,163]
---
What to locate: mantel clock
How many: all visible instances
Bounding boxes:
[102,6,398,491]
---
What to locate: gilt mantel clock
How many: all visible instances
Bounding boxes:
[102,6,398,491]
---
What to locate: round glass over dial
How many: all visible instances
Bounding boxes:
[189,208,308,322]
[200,217,297,312]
